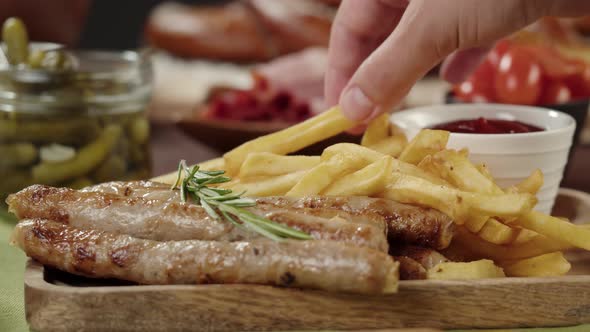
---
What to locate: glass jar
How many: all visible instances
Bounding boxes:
[0,45,152,206]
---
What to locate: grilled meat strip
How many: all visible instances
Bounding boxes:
[12,219,399,294]
[257,196,455,250]
[85,181,455,249]
[8,185,388,252]
[85,181,387,233]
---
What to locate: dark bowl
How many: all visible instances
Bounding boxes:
[445,92,589,144]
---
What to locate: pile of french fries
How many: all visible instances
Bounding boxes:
[154,107,590,280]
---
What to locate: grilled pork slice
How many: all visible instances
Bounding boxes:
[257,196,455,250]
[85,181,455,249]
[83,181,175,202]
[7,185,388,252]
[84,181,387,233]
[12,219,399,294]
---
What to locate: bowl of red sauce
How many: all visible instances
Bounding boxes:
[390,104,576,214]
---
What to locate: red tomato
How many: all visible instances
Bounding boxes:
[487,39,513,68]
[564,62,590,99]
[539,80,572,105]
[453,60,496,102]
[523,45,584,79]
[494,47,543,105]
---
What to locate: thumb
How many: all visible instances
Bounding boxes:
[338,0,444,122]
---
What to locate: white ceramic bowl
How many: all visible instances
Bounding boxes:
[390,104,576,214]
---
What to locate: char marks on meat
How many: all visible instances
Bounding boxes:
[8,184,388,251]
[12,219,399,294]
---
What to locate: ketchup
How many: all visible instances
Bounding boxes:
[431,117,543,134]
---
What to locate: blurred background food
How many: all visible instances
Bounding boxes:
[0,18,152,206]
[0,2,589,194]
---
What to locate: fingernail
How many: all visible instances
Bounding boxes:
[340,86,375,122]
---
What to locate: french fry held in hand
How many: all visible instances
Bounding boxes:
[224,106,355,175]
[498,252,571,277]
[427,260,505,280]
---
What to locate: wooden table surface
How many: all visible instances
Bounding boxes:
[151,122,590,193]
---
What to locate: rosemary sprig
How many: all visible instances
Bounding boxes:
[171,160,312,241]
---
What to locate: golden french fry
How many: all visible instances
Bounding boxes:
[324,143,451,186]
[475,163,494,181]
[464,215,491,233]
[453,227,571,261]
[224,107,355,174]
[151,157,225,184]
[505,169,544,195]
[498,252,571,277]
[322,143,383,164]
[367,135,407,158]
[381,173,536,223]
[399,129,449,165]
[286,154,362,197]
[224,170,306,197]
[515,211,590,250]
[512,229,540,244]
[239,153,320,178]
[427,260,505,280]
[361,113,391,147]
[477,218,520,245]
[420,149,503,195]
[323,156,393,197]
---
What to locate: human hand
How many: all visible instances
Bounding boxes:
[325,0,590,122]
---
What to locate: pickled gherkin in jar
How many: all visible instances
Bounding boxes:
[0,17,152,208]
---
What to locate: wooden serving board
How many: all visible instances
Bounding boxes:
[24,189,590,332]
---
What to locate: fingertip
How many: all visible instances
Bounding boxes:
[339,85,375,122]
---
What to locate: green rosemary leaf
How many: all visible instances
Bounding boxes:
[220,210,246,230]
[200,170,226,176]
[201,176,231,185]
[221,198,256,207]
[219,205,284,242]
[171,162,183,190]
[239,210,312,240]
[199,194,220,219]
[199,187,224,197]
[179,180,187,203]
[172,161,310,241]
